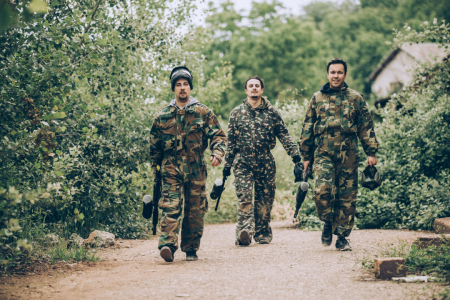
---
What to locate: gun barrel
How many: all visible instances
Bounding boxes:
[214,176,227,211]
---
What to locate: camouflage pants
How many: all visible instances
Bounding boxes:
[314,130,359,237]
[233,153,276,245]
[158,159,208,253]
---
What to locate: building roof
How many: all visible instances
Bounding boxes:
[368,43,449,81]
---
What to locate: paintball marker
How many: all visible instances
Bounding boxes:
[293,158,314,219]
[142,168,162,235]
[210,176,227,211]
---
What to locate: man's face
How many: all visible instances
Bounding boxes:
[327,64,347,89]
[174,78,191,102]
[245,79,264,99]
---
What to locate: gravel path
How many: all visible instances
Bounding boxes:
[0,222,443,299]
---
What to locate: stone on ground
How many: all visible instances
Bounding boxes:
[68,233,85,248]
[374,257,406,279]
[85,230,115,247]
[41,233,60,246]
[434,217,450,233]
[413,234,450,249]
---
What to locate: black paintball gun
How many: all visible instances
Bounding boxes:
[210,176,227,211]
[142,167,162,235]
[293,157,314,219]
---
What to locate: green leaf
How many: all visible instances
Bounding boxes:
[90,112,96,119]
[78,213,84,220]
[35,163,41,169]
[74,208,79,214]
[53,112,67,119]
[27,0,49,13]
[55,171,63,177]
[93,128,98,133]
[56,150,62,155]
[86,105,93,111]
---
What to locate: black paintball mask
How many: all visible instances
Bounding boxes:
[361,165,382,190]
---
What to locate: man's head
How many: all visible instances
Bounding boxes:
[326,58,347,90]
[244,76,264,100]
[170,66,193,102]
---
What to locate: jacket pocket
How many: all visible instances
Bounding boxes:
[341,101,358,133]
[313,123,328,136]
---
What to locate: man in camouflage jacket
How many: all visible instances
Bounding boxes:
[300,58,379,251]
[224,76,301,246]
[150,66,226,262]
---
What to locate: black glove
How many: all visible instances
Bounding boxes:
[294,162,304,183]
[223,166,231,177]
[292,155,301,163]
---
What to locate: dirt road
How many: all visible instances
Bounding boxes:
[0,222,442,299]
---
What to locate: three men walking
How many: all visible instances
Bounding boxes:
[150,59,378,261]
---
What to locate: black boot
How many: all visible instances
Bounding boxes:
[186,251,198,261]
[321,221,332,246]
[335,236,352,251]
[238,230,251,246]
[160,246,174,262]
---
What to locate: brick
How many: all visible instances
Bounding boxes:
[434,217,450,234]
[412,234,450,249]
[374,258,406,279]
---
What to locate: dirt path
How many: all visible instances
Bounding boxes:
[0,222,443,299]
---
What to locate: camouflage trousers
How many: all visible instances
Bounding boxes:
[314,130,359,237]
[233,153,276,245]
[158,160,208,253]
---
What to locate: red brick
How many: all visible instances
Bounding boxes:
[374,258,406,279]
[434,217,450,234]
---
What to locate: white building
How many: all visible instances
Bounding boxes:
[368,43,449,106]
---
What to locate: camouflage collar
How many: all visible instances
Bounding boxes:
[169,97,199,110]
[243,96,271,110]
[320,82,348,94]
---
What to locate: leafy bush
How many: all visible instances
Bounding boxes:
[356,20,450,230]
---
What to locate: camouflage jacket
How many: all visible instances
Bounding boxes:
[149,97,226,176]
[300,83,379,161]
[224,97,300,168]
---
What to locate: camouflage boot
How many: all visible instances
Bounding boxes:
[335,236,352,251]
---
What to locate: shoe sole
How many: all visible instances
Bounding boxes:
[322,241,332,247]
[160,247,174,262]
[186,256,198,261]
[338,246,352,251]
[257,239,269,244]
[239,231,251,246]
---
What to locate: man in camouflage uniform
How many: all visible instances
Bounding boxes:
[150,66,226,262]
[300,58,378,251]
[224,76,301,246]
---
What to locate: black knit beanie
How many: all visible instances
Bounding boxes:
[170,66,193,91]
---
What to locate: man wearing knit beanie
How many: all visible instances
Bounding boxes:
[149,66,227,262]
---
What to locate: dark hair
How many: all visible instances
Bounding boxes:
[327,58,347,74]
[244,76,265,89]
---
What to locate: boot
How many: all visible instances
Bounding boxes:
[335,236,352,251]
[160,246,174,262]
[321,221,332,246]
[186,251,198,261]
[238,230,251,246]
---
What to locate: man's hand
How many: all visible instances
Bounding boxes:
[210,155,220,167]
[303,161,310,171]
[368,156,377,166]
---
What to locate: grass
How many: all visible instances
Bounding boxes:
[48,240,100,264]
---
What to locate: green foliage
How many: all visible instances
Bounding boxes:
[356,21,450,230]
[48,242,100,264]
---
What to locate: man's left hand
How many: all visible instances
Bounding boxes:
[210,155,220,167]
[368,156,377,166]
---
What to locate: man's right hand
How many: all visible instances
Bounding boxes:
[303,161,310,171]
[223,167,231,177]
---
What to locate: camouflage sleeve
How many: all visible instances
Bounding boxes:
[149,115,163,176]
[357,97,379,156]
[299,95,317,161]
[224,109,238,169]
[273,108,300,158]
[205,109,227,162]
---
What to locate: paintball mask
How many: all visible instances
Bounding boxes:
[361,165,381,190]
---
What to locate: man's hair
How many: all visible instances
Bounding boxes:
[327,58,347,74]
[244,76,265,89]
